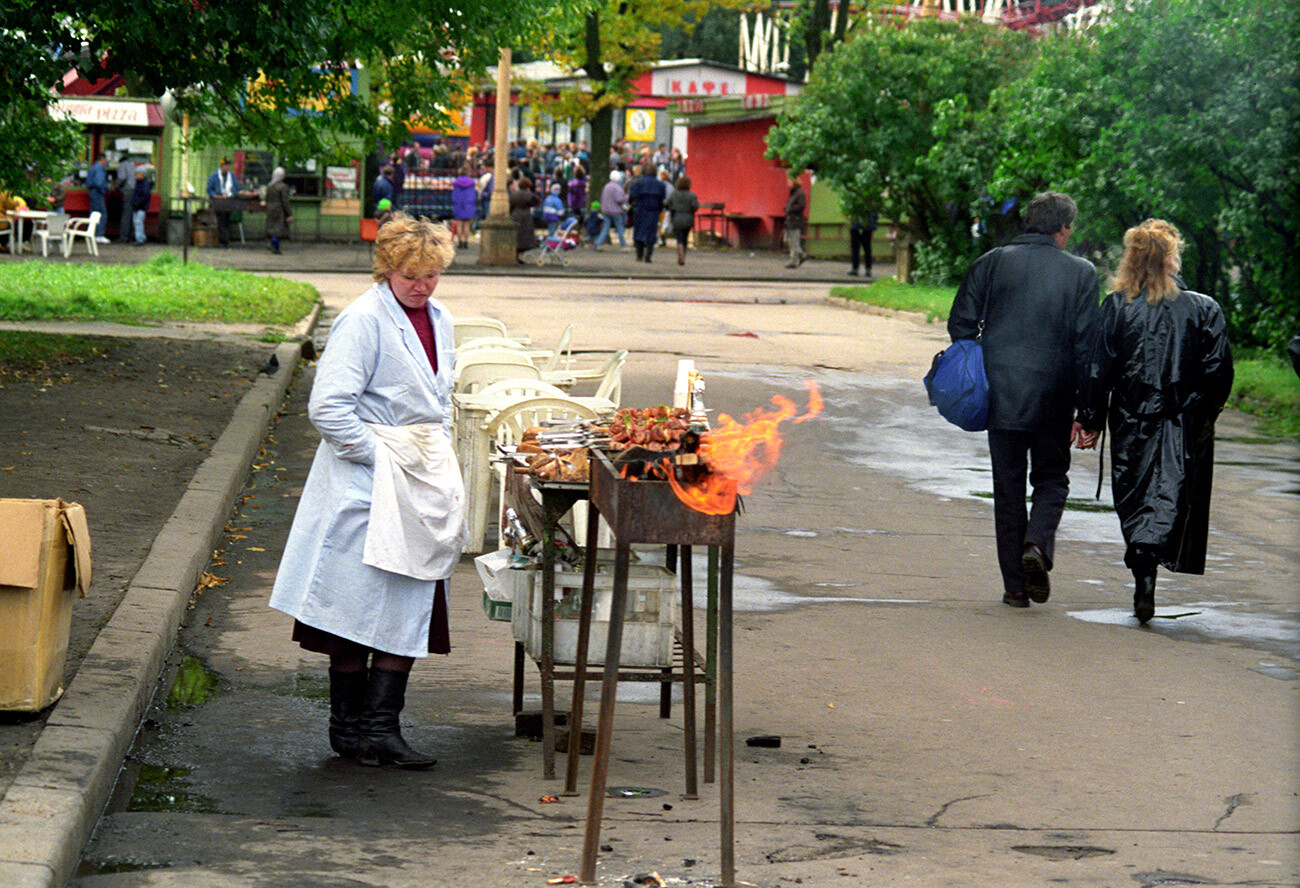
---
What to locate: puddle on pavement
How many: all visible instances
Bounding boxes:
[663,552,926,612]
[1067,605,1300,659]
[126,764,219,813]
[166,656,221,708]
[607,785,667,798]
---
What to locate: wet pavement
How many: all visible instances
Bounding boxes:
[65,276,1300,887]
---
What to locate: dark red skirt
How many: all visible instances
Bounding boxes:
[291,579,450,656]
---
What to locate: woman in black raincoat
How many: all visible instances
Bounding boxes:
[1077,219,1233,623]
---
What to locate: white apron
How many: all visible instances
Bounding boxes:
[364,422,467,581]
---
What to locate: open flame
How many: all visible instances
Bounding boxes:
[667,380,822,514]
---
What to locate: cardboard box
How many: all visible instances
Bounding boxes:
[0,499,91,711]
[511,553,679,667]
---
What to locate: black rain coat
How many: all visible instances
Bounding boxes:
[1077,288,1233,573]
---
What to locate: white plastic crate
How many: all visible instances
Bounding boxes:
[511,553,679,667]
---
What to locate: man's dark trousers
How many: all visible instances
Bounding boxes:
[988,427,1071,597]
[215,211,232,246]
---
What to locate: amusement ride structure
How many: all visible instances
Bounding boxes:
[740,0,1108,74]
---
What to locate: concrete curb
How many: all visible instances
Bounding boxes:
[0,339,304,888]
[824,294,937,326]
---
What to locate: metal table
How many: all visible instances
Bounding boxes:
[569,450,738,886]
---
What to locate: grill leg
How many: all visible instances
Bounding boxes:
[704,544,719,784]
[719,542,735,887]
[563,503,602,796]
[579,541,631,884]
[680,545,698,799]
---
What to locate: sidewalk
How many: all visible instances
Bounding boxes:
[0,233,896,284]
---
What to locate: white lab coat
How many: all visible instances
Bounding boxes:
[269,282,460,657]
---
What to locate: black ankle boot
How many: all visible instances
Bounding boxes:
[328,668,368,759]
[1134,572,1156,624]
[357,667,436,770]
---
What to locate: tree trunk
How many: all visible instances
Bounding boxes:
[583,10,612,206]
[588,105,613,205]
[805,0,832,71]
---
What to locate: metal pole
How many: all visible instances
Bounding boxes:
[181,113,190,265]
[563,503,602,796]
[704,544,719,783]
[719,542,735,887]
[679,545,698,799]
[540,497,557,780]
[579,541,631,884]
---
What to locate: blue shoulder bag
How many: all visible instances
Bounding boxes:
[924,337,988,432]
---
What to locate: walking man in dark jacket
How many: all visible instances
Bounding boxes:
[783,173,807,268]
[948,191,1100,608]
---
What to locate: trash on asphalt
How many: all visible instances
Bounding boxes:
[745,735,781,748]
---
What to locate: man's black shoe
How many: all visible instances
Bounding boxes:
[1022,543,1051,603]
[1002,590,1030,608]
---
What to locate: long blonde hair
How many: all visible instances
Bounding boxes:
[1112,218,1182,304]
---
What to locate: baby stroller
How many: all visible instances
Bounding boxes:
[536,216,580,266]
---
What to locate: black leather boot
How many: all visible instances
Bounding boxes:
[328,668,368,759]
[1126,545,1159,624]
[357,667,436,770]
[1134,572,1157,624]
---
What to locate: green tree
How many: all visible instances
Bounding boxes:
[936,0,1299,350]
[524,0,742,201]
[766,15,1035,255]
[0,0,588,193]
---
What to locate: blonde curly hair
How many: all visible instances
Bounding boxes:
[372,214,455,281]
[1112,218,1182,304]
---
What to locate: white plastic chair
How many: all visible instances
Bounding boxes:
[455,356,540,395]
[63,212,102,257]
[543,348,627,405]
[454,318,509,346]
[539,324,574,374]
[34,215,69,257]
[458,336,555,364]
[461,397,599,553]
[464,378,569,404]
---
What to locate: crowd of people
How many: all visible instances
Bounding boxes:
[370,137,700,264]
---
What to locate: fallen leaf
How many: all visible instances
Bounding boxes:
[539,795,560,804]
[246,547,265,552]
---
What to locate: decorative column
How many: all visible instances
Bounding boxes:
[478,47,519,266]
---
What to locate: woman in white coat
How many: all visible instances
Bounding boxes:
[270,215,466,769]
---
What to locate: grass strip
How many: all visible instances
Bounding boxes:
[833,280,1299,439]
[0,254,318,326]
[0,330,121,372]
[831,278,957,323]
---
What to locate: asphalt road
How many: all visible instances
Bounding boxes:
[71,272,1300,887]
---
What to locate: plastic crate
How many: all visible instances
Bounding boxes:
[511,553,679,667]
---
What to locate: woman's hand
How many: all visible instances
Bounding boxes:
[1071,423,1100,450]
